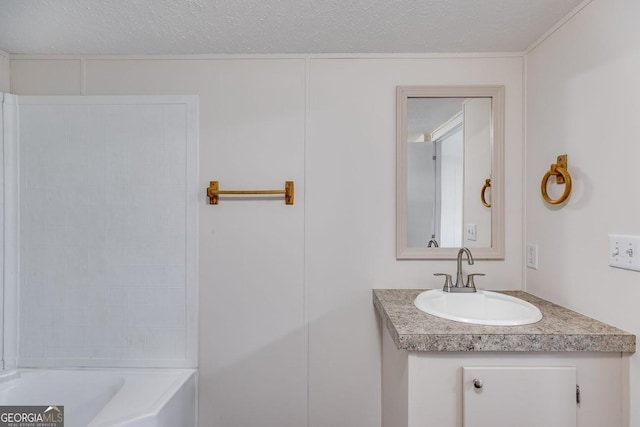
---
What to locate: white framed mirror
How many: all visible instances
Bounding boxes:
[396,86,505,259]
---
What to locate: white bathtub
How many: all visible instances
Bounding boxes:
[0,368,196,427]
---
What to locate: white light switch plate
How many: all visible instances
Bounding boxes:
[609,234,640,272]
[526,244,538,269]
[466,224,477,241]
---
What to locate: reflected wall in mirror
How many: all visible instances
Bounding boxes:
[396,86,504,259]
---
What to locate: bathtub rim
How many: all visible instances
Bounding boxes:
[0,367,198,426]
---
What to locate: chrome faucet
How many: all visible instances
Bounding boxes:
[434,247,484,293]
[455,247,474,288]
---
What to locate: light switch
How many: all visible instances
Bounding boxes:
[609,234,640,272]
[466,224,477,241]
[527,244,538,269]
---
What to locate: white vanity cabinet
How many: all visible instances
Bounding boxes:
[374,289,635,427]
[382,331,629,427]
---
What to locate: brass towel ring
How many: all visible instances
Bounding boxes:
[541,155,572,205]
[480,178,491,208]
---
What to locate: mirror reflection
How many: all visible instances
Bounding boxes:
[406,97,491,248]
[396,86,504,259]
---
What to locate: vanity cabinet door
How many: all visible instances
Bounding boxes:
[462,366,576,427]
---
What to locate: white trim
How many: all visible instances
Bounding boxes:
[14,94,198,105]
[303,56,311,427]
[522,54,529,291]
[184,96,199,369]
[0,93,3,369]
[8,51,525,61]
[430,111,463,143]
[80,58,86,95]
[0,55,9,93]
[2,93,18,370]
[16,358,197,368]
[525,0,594,54]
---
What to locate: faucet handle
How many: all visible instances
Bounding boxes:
[434,273,453,292]
[466,273,486,289]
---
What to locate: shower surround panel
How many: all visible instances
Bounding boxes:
[15,96,198,367]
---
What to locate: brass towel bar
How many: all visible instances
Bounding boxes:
[207,181,295,205]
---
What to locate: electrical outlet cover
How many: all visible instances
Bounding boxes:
[466,224,477,241]
[526,244,538,269]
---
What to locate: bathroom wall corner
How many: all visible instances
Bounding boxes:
[2,93,18,370]
[0,51,10,93]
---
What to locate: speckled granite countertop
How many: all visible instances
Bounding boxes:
[373,289,636,353]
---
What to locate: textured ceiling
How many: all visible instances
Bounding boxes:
[0,0,584,55]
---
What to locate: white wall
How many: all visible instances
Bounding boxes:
[525,0,640,424]
[10,54,523,426]
[463,98,492,247]
[439,128,464,246]
[306,56,522,427]
[0,50,9,92]
[406,142,435,247]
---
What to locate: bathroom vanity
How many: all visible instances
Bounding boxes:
[374,289,636,427]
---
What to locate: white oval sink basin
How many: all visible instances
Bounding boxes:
[414,290,542,326]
